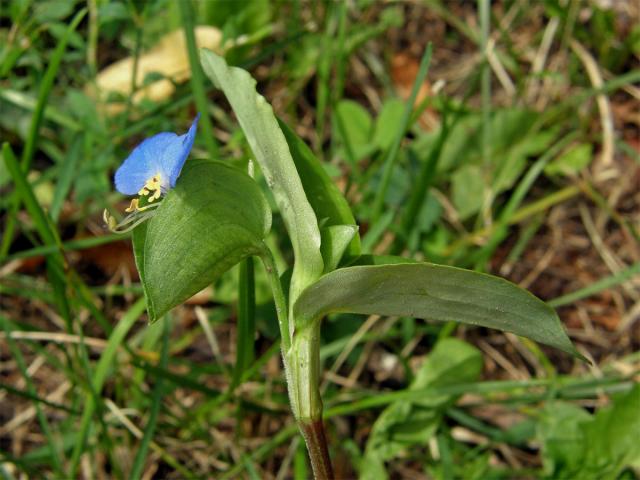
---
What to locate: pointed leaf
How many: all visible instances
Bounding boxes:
[320,225,358,273]
[294,263,580,357]
[279,119,361,260]
[133,160,271,322]
[200,50,323,305]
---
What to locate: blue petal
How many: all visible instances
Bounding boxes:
[114,114,200,195]
[166,113,200,187]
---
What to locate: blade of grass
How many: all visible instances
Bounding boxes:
[0,382,78,414]
[3,322,65,476]
[0,8,87,259]
[130,358,221,398]
[232,258,256,388]
[119,2,146,126]
[50,135,83,222]
[478,0,492,226]
[220,424,299,479]
[315,3,337,153]
[547,262,640,308]
[128,316,170,480]
[5,233,127,262]
[445,184,581,255]
[3,142,74,332]
[69,298,146,477]
[0,89,81,132]
[177,0,219,159]
[325,376,626,417]
[333,1,349,105]
[437,433,454,480]
[470,132,578,267]
[362,210,394,253]
[395,115,450,252]
[3,143,60,247]
[371,43,433,222]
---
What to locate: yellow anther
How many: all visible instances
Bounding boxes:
[149,187,161,202]
[138,174,162,199]
[125,198,139,213]
[103,209,118,231]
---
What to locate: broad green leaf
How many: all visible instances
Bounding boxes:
[362,339,482,479]
[201,50,323,307]
[279,119,361,260]
[294,263,580,357]
[133,160,271,322]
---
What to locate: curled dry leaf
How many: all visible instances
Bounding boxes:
[88,27,223,115]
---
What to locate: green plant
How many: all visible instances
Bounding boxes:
[104,50,585,479]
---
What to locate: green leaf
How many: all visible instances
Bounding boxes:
[361,338,482,479]
[279,119,361,261]
[334,100,374,161]
[200,50,323,306]
[320,225,358,273]
[451,164,485,220]
[133,160,271,322]
[294,263,581,357]
[372,98,405,152]
[539,385,640,479]
[538,402,592,477]
[545,143,593,177]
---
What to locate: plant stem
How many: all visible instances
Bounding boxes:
[259,246,290,351]
[299,419,334,480]
[288,325,334,479]
[260,245,333,478]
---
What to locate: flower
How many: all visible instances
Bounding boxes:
[114,114,200,211]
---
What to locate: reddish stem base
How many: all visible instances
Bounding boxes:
[299,419,334,480]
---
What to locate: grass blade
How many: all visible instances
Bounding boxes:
[0,8,87,258]
[2,321,65,476]
[548,262,640,309]
[232,258,256,388]
[371,43,433,222]
[177,0,219,159]
[128,316,171,480]
[2,143,59,247]
[69,298,146,476]
[50,133,83,223]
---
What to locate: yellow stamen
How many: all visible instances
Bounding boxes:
[125,198,139,213]
[138,174,163,200]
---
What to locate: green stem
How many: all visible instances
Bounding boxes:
[259,246,290,351]
[259,245,333,478]
[288,324,333,480]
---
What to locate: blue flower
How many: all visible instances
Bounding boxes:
[115,114,200,206]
